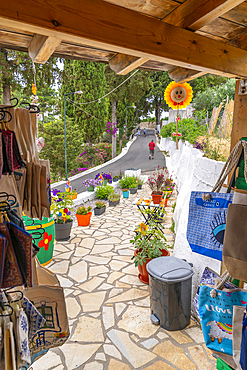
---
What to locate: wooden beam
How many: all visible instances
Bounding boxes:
[168,67,205,83]
[109,54,148,74]
[163,0,245,31]
[230,79,247,151]
[28,34,61,64]
[0,0,247,77]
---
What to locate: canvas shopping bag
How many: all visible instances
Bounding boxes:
[0,174,22,217]
[223,203,247,281]
[232,306,244,370]
[193,267,238,319]
[24,258,69,357]
[240,307,247,370]
[187,192,233,260]
[198,284,247,355]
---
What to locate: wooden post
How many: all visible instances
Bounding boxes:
[230,80,247,151]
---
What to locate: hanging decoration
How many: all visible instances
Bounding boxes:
[164,81,193,149]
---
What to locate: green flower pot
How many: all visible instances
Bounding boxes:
[23,215,55,266]
[87,185,95,192]
[103,179,108,185]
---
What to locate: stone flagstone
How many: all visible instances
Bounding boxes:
[106,288,148,304]
[84,362,103,370]
[107,271,124,284]
[49,260,69,274]
[107,329,156,368]
[91,244,113,254]
[115,303,126,316]
[70,316,104,342]
[79,277,105,292]
[60,343,100,369]
[108,358,131,370]
[185,326,205,343]
[102,306,115,330]
[122,264,138,275]
[74,247,90,257]
[66,297,81,319]
[141,338,159,349]
[153,341,196,370]
[83,255,110,265]
[95,353,106,361]
[103,344,122,360]
[188,345,213,370]
[117,306,159,337]
[79,238,95,248]
[109,260,129,271]
[89,265,109,276]
[142,361,177,370]
[68,260,87,282]
[57,275,74,288]
[29,350,61,370]
[168,331,193,344]
[96,237,121,244]
[79,291,106,312]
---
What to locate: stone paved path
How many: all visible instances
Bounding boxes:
[29,185,217,370]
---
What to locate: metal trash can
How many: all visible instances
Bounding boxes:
[147,256,194,331]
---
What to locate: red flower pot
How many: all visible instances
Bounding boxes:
[165,198,168,207]
[134,248,170,284]
[76,212,92,226]
[151,192,163,204]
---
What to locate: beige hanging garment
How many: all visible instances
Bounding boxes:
[4,318,16,370]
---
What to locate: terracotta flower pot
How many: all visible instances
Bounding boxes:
[134,248,170,284]
[76,212,92,226]
[165,198,168,207]
[151,192,163,204]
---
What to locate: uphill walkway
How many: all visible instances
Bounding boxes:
[29,181,217,370]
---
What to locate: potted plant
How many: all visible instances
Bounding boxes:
[137,178,144,189]
[129,182,138,194]
[95,172,112,185]
[51,189,74,242]
[95,184,114,200]
[94,201,106,216]
[112,175,120,183]
[148,167,168,204]
[130,211,170,284]
[122,188,130,199]
[76,206,92,226]
[108,192,121,207]
[83,178,101,192]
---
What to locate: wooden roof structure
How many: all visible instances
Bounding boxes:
[1,0,247,82]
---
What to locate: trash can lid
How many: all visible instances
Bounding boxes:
[146,256,194,283]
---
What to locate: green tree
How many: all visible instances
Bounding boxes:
[143,71,172,127]
[192,79,236,115]
[39,118,82,181]
[0,48,60,104]
[61,60,107,145]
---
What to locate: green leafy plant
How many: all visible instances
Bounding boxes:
[172,202,176,213]
[119,175,138,189]
[137,178,144,186]
[76,206,92,215]
[95,201,106,209]
[95,184,114,199]
[169,219,175,234]
[129,183,137,189]
[108,193,120,201]
[131,208,168,267]
[121,188,129,192]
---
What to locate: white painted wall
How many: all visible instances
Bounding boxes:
[159,138,226,310]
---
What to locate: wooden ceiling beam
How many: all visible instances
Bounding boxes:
[165,0,245,82]
[109,54,148,74]
[28,34,61,64]
[0,0,247,77]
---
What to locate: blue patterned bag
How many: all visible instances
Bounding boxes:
[187,191,233,260]
[199,285,247,355]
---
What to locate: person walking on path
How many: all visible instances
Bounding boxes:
[149,139,155,160]
[137,129,141,138]
[144,128,146,137]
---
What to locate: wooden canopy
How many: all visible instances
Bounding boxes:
[1,0,247,82]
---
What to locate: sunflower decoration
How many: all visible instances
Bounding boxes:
[164,81,193,110]
[136,222,149,235]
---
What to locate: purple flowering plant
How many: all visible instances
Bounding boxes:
[106,122,117,137]
[82,178,101,189]
[95,173,112,182]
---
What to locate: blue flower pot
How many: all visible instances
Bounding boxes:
[123,190,130,199]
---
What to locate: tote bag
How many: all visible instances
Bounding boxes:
[24,259,69,357]
[187,191,233,260]
[199,285,247,355]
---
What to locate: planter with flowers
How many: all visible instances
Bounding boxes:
[76,206,92,226]
[148,167,169,204]
[94,201,106,216]
[131,210,169,284]
[108,193,121,207]
[122,189,130,199]
[137,178,144,189]
[162,176,175,206]
[51,189,74,242]
[83,178,101,192]
[95,172,112,185]
[113,175,120,183]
